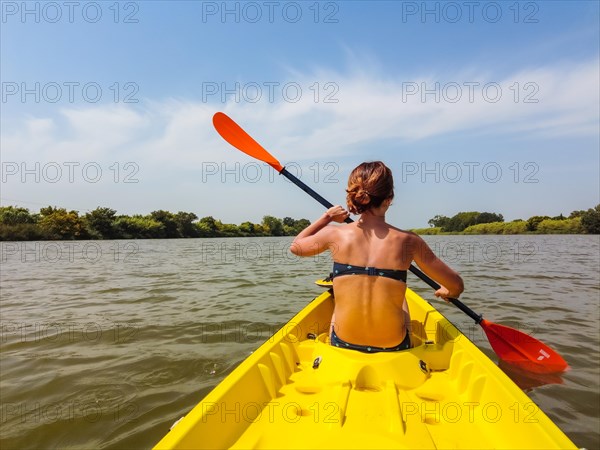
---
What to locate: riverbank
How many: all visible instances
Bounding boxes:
[0,206,308,241]
[411,217,590,235]
[2,205,598,241]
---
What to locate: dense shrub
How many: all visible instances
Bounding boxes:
[411,227,442,235]
[536,217,584,234]
[0,205,311,241]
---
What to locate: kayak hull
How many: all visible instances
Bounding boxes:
[154,288,576,449]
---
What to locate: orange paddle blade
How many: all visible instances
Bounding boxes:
[480,319,569,374]
[213,112,284,172]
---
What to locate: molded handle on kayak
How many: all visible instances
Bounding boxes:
[281,166,482,324]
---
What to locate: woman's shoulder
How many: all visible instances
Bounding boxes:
[387,224,420,239]
[386,225,427,251]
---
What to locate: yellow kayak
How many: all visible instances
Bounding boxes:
[154,285,577,449]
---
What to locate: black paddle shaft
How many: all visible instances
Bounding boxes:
[280,167,353,224]
[280,166,484,324]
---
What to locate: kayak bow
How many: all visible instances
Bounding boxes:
[154,286,576,449]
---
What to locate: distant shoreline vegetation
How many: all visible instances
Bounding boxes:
[0,206,311,241]
[410,206,600,235]
[1,205,598,241]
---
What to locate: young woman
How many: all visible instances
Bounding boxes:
[290,161,464,353]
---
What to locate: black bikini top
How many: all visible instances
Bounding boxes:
[331,262,407,283]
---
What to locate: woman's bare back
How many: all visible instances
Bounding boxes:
[329,220,416,346]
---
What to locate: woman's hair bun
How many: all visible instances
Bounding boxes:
[354,188,371,205]
[346,162,394,215]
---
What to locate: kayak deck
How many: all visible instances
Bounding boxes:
[154,288,576,449]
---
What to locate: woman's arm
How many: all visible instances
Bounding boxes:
[290,206,349,257]
[411,235,464,300]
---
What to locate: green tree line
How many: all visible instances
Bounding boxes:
[0,206,312,241]
[413,205,600,235]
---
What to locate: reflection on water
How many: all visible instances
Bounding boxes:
[0,235,598,449]
[498,360,565,391]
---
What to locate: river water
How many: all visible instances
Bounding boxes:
[1,235,598,449]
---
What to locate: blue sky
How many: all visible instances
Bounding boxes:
[1,1,599,228]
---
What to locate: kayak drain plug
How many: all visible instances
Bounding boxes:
[307,333,317,340]
[313,356,322,369]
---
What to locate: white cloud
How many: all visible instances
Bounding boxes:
[2,58,598,219]
[4,58,598,164]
